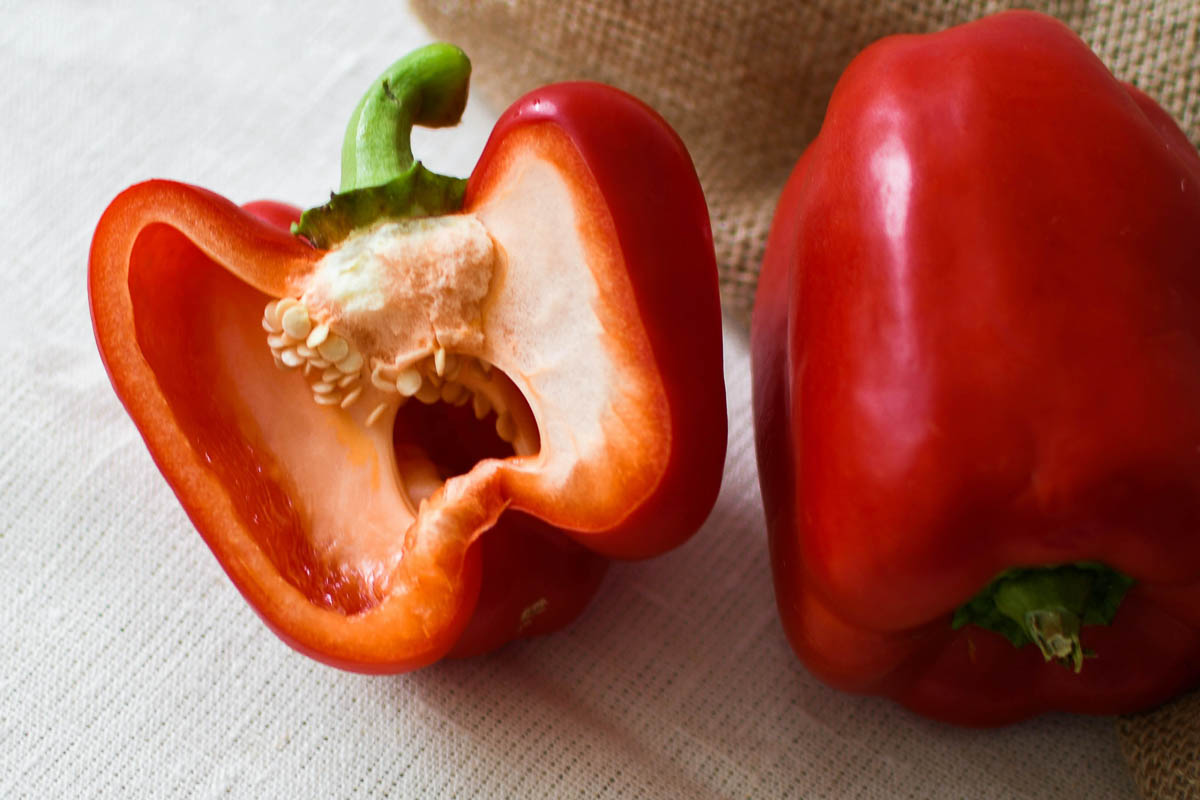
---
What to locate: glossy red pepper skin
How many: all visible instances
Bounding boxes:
[751,11,1200,725]
[90,81,724,672]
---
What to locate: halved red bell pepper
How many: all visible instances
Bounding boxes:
[90,44,726,672]
[751,12,1200,725]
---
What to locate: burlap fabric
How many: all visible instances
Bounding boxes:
[1120,692,1200,800]
[411,1,1200,797]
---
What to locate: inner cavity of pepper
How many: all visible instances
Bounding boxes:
[128,217,547,617]
[256,213,544,611]
[261,296,536,457]
[267,213,538,451]
[260,214,539,465]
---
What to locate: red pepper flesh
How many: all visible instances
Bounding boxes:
[751,12,1200,725]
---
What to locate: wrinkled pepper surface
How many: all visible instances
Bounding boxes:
[751,12,1200,725]
[90,45,726,672]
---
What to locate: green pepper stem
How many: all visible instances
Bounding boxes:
[1025,608,1084,671]
[993,568,1095,672]
[340,43,471,192]
[951,562,1134,674]
[293,43,472,249]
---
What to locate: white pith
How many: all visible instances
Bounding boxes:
[304,215,494,363]
[470,156,615,485]
[248,148,654,584]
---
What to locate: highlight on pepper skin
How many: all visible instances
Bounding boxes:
[89,44,726,673]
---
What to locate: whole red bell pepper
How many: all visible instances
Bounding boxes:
[90,44,726,672]
[751,11,1200,725]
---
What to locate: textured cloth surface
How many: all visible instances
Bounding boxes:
[0,1,1148,797]
[412,0,1200,320]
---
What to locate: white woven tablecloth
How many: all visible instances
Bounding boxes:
[0,1,1139,797]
